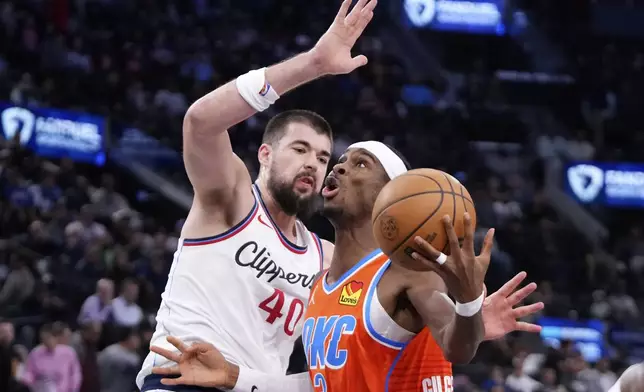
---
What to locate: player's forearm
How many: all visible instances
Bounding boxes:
[226,364,314,392]
[414,291,484,365]
[438,311,484,364]
[185,51,323,136]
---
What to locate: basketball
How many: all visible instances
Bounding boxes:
[372,168,476,270]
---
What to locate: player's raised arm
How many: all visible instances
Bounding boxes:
[184,0,377,205]
[150,337,314,392]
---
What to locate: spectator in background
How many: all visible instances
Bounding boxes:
[565,353,603,392]
[30,174,62,213]
[97,327,141,392]
[53,322,72,347]
[537,368,564,392]
[608,280,639,325]
[482,366,509,391]
[111,279,143,328]
[64,205,108,245]
[22,323,81,392]
[70,323,101,392]
[78,278,114,325]
[0,321,15,392]
[595,358,617,392]
[506,353,542,392]
[0,255,35,315]
[91,174,128,218]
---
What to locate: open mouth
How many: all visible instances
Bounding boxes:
[322,175,340,199]
[296,175,315,188]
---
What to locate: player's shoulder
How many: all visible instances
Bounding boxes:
[619,363,644,392]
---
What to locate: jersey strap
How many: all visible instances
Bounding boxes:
[183,198,258,246]
[363,259,416,350]
[252,183,308,254]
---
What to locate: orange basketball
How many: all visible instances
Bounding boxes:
[372,168,476,270]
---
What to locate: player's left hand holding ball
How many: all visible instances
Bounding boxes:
[150,336,233,388]
[411,212,492,304]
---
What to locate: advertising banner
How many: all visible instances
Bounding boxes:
[0,102,106,165]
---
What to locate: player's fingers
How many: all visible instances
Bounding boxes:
[512,302,544,319]
[345,0,369,26]
[479,228,495,259]
[414,236,442,262]
[349,55,368,70]
[335,0,352,22]
[364,0,378,13]
[410,250,446,276]
[507,282,538,306]
[167,336,190,353]
[515,321,543,334]
[150,345,181,363]
[160,377,188,386]
[152,365,181,376]
[190,342,216,356]
[442,215,461,256]
[462,212,475,255]
[353,9,374,36]
[495,271,527,298]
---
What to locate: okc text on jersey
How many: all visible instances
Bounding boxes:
[301,315,357,369]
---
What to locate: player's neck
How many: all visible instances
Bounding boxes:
[328,222,378,282]
[255,180,298,238]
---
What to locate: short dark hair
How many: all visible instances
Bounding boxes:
[51,321,69,337]
[384,143,412,171]
[262,110,333,146]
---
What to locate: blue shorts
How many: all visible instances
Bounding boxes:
[140,374,226,392]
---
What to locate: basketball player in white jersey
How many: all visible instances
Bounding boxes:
[137,0,378,391]
[608,363,644,392]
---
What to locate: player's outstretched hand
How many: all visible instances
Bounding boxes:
[311,0,378,76]
[150,336,232,388]
[411,213,493,303]
[482,271,545,340]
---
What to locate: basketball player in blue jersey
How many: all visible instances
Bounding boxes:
[137,1,379,391]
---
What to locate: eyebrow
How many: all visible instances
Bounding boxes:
[291,140,332,158]
[356,149,377,164]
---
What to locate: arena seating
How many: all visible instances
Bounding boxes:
[0,0,642,391]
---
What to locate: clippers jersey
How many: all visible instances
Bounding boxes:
[137,184,324,388]
[303,250,452,392]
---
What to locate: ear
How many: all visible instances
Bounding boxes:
[258,143,272,167]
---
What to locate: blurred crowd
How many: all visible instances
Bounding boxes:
[0,0,643,391]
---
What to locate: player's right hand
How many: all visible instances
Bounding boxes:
[310,0,378,76]
[410,213,494,304]
[151,336,234,388]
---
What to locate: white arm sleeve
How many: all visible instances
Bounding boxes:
[607,379,620,392]
[232,368,313,392]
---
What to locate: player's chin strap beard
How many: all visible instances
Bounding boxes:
[347,141,407,180]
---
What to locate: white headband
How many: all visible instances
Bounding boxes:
[347,141,408,180]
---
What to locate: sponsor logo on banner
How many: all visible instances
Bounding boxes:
[1,107,35,145]
[567,164,604,202]
[404,0,437,26]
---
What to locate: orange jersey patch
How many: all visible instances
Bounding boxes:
[303,250,452,392]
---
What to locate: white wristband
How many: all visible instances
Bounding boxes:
[236,68,280,112]
[454,290,485,317]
